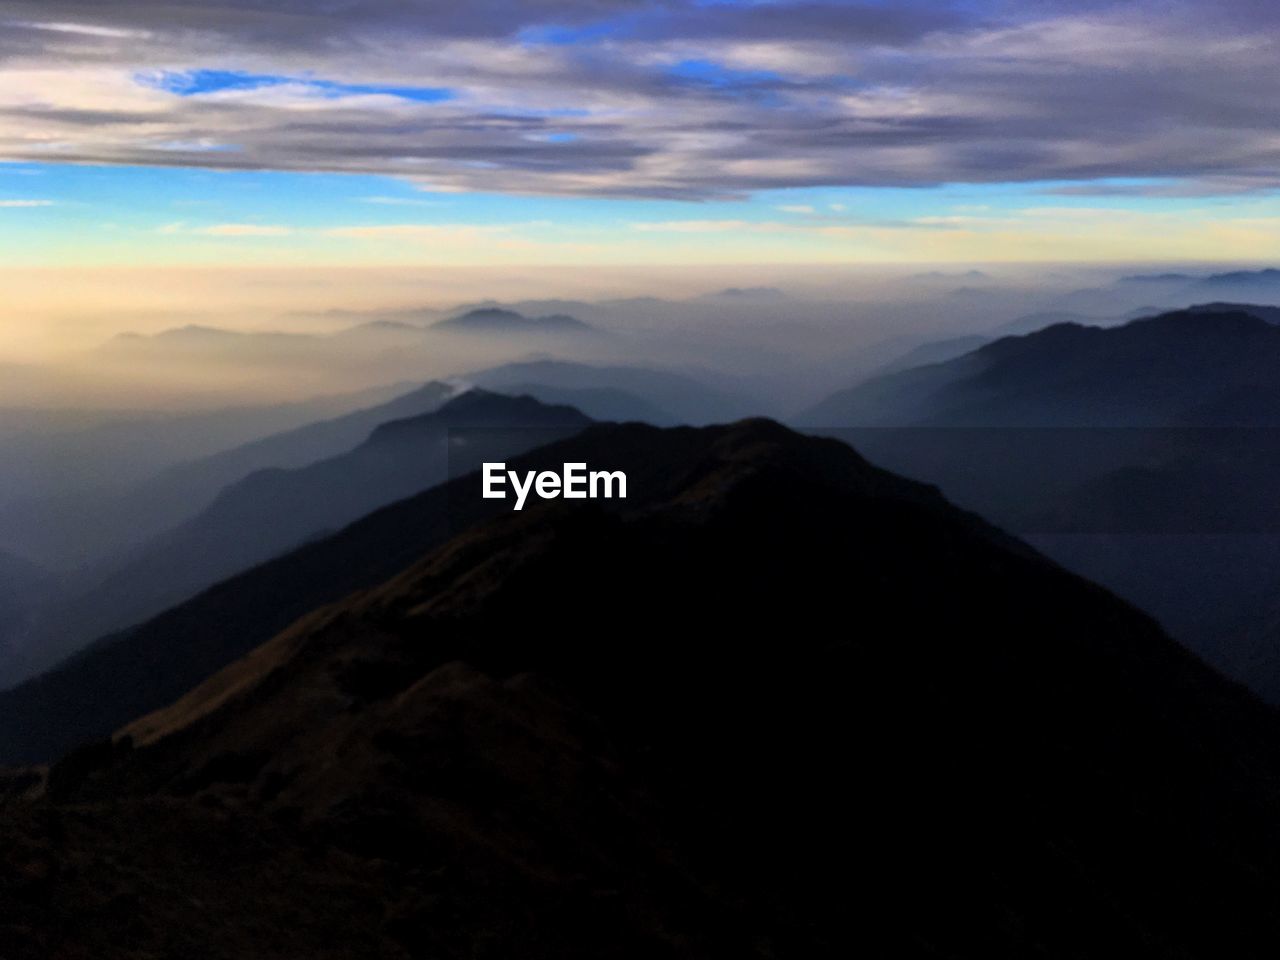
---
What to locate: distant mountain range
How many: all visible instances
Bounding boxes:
[106,307,601,354]
[0,381,417,537]
[0,380,458,574]
[433,307,597,335]
[3,391,590,688]
[1122,267,1280,287]
[0,362,749,688]
[8,418,1280,957]
[801,307,1280,427]
[796,305,1280,700]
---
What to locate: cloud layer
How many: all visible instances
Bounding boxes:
[1,1,1278,198]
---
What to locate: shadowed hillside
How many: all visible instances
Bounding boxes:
[796,308,1280,702]
[6,419,1280,957]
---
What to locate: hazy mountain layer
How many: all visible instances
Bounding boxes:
[801,308,1280,428]
[797,307,1280,701]
[2,391,590,691]
[0,380,421,570]
[0,381,458,578]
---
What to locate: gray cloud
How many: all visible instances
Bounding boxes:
[0,1,1277,198]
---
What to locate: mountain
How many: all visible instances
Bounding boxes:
[1114,268,1280,304]
[0,381,418,536]
[1199,267,1280,288]
[1185,301,1280,324]
[796,307,1280,700]
[464,382,674,424]
[800,308,1280,427]
[874,334,991,374]
[0,381,457,576]
[8,419,1280,957]
[6,391,590,688]
[130,380,459,524]
[433,307,596,335]
[101,324,320,359]
[465,359,749,424]
[987,309,1106,337]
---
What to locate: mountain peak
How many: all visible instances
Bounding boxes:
[23,416,1280,957]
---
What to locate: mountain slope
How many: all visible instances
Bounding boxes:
[800,308,1280,427]
[0,381,458,580]
[8,390,590,689]
[795,307,1280,702]
[10,419,1280,958]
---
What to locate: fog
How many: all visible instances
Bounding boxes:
[0,261,1242,413]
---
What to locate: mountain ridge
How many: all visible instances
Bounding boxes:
[11,417,1280,957]
[4,390,590,692]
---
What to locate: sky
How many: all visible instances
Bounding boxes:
[1,0,1280,272]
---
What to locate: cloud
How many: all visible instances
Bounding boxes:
[0,199,54,207]
[0,2,1278,199]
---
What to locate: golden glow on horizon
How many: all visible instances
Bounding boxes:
[6,205,1279,272]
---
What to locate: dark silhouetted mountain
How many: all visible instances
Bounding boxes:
[1185,301,1280,324]
[433,307,595,335]
[465,359,749,424]
[8,419,1280,958]
[8,391,590,688]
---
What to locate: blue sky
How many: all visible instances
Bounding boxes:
[5,160,1279,267]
